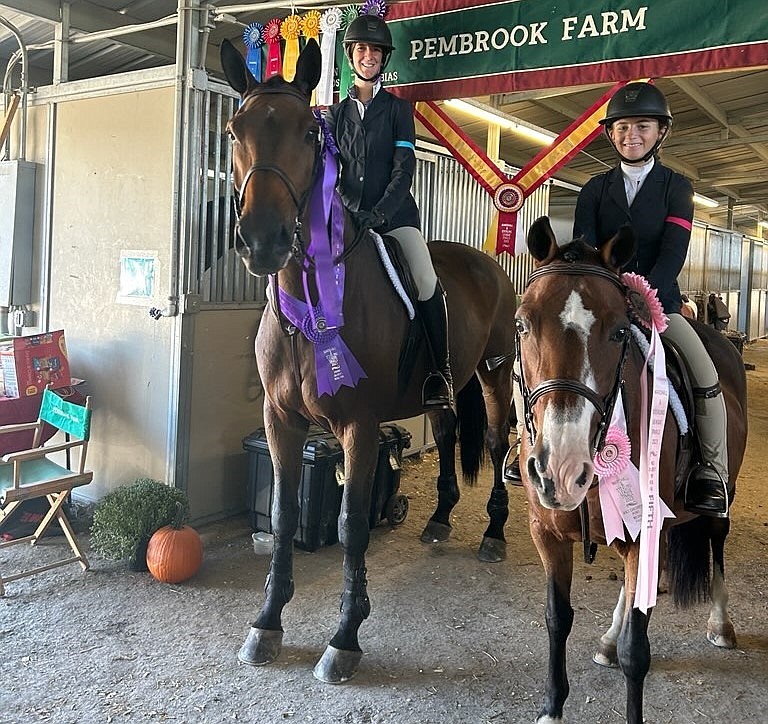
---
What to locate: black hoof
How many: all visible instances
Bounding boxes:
[313,645,363,683]
[420,520,452,543]
[237,627,283,666]
[478,536,506,563]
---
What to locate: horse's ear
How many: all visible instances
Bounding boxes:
[220,38,257,97]
[292,39,322,97]
[527,216,559,266]
[600,224,636,272]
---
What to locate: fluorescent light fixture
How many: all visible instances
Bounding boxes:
[444,98,556,146]
[693,192,719,208]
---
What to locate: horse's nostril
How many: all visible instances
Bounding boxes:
[234,227,249,256]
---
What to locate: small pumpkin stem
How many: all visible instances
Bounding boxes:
[172,500,186,530]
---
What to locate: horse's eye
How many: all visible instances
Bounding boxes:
[610,326,630,342]
[515,318,528,335]
[305,128,319,144]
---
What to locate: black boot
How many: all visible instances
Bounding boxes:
[684,463,729,518]
[503,451,522,485]
[418,283,454,409]
[684,383,730,518]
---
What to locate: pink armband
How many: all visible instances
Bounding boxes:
[665,216,692,231]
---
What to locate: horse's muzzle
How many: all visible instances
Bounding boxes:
[234,222,293,276]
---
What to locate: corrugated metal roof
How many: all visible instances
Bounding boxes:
[2,0,766,235]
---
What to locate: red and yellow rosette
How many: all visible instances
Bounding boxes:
[281,14,301,82]
[301,10,321,104]
[264,17,283,79]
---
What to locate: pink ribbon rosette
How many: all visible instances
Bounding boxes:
[620,271,674,613]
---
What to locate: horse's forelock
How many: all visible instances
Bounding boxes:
[553,239,600,265]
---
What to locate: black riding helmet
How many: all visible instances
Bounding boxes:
[343,14,394,81]
[601,82,673,163]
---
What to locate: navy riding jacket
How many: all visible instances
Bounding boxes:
[573,160,694,314]
[325,88,421,233]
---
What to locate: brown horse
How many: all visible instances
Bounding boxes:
[219,39,517,682]
[516,217,747,723]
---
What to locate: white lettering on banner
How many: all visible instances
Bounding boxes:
[408,9,648,61]
[562,8,647,40]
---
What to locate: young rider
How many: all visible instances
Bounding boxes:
[573,82,730,518]
[324,14,453,409]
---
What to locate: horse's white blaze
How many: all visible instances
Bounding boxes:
[538,290,597,507]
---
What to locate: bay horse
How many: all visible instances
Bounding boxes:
[516,217,747,723]
[219,39,517,682]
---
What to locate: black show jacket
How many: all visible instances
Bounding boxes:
[325,88,421,233]
[573,160,694,315]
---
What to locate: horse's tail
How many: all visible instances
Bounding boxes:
[665,516,725,607]
[456,373,487,486]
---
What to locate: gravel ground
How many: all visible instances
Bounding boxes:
[2,342,767,724]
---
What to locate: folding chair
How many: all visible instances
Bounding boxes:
[0,386,93,595]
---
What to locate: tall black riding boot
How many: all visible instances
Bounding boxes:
[684,382,730,518]
[418,283,454,409]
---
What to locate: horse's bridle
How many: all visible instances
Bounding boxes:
[516,261,631,458]
[229,85,322,263]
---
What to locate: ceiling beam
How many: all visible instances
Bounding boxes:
[672,76,768,165]
[0,0,178,63]
[665,133,768,150]
[671,77,730,127]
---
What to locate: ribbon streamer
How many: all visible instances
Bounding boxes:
[318,8,342,106]
[264,18,283,79]
[634,324,675,613]
[281,14,301,82]
[277,288,366,396]
[243,23,265,82]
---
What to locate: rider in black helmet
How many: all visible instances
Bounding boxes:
[574,81,730,518]
[324,14,453,409]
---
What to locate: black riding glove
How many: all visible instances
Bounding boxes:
[355,207,387,232]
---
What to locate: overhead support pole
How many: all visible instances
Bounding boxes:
[53,2,71,85]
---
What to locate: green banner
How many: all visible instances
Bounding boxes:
[384,0,767,90]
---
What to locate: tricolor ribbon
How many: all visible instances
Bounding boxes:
[264,18,283,79]
[242,23,265,82]
[318,8,342,106]
[414,78,650,256]
[280,14,301,82]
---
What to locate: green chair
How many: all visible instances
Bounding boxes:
[0,386,93,596]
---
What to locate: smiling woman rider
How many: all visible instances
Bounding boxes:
[573,82,731,519]
[323,14,453,410]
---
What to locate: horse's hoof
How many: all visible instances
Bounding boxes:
[420,520,452,543]
[707,621,737,649]
[313,645,363,684]
[477,536,506,563]
[237,627,283,666]
[593,642,619,668]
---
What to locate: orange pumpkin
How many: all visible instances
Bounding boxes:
[147,513,203,584]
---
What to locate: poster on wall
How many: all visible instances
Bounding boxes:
[117,250,158,306]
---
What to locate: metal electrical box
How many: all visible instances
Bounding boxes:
[0,160,37,306]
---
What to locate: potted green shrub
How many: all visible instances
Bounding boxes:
[90,478,190,570]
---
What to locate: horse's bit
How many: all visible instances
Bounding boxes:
[516,262,631,458]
